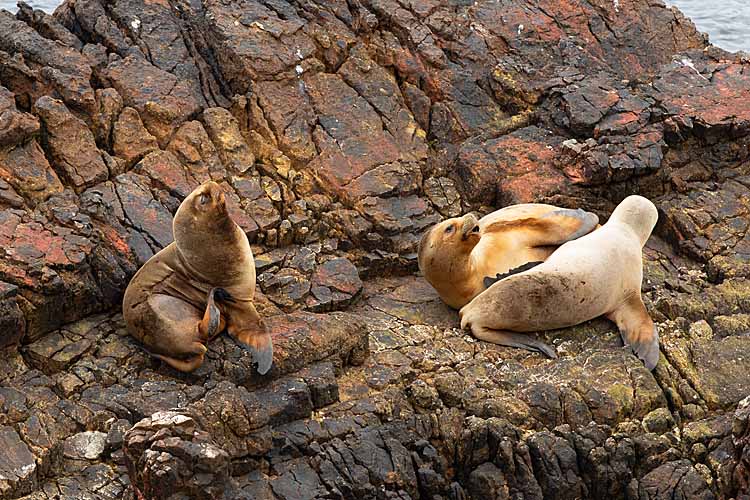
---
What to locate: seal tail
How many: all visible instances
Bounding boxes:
[467,324,557,359]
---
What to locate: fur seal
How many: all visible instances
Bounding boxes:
[123,181,272,374]
[418,204,599,309]
[459,195,660,370]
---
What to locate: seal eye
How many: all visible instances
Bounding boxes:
[445,225,454,234]
[199,193,210,205]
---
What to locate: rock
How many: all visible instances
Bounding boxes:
[467,462,509,500]
[307,257,363,312]
[16,2,83,51]
[101,55,202,144]
[93,88,123,149]
[0,11,95,112]
[114,172,174,249]
[123,411,236,499]
[112,107,159,168]
[0,282,25,348]
[63,431,107,460]
[643,408,676,434]
[1,0,750,497]
[0,426,37,498]
[202,107,255,173]
[25,330,93,375]
[34,96,108,191]
[0,85,39,148]
[0,139,64,205]
[167,120,222,180]
[297,362,339,409]
[637,460,715,499]
[135,150,198,199]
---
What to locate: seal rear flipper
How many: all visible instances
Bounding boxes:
[152,352,207,372]
[142,342,207,373]
[470,325,557,359]
[483,261,544,288]
[608,296,661,370]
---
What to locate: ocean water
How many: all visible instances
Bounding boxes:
[0,0,58,12]
[668,0,750,52]
[0,0,747,52]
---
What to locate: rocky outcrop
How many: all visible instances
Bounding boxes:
[1,0,750,497]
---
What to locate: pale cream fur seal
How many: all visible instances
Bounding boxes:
[123,181,272,374]
[418,204,599,309]
[459,195,660,370]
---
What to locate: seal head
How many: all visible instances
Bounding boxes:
[173,181,246,286]
[418,213,480,284]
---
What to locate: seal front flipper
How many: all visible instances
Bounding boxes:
[226,302,274,375]
[542,208,600,242]
[469,325,557,359]
[199,287,226,341]
[484,207,599,247]
[607,295,661,370]
[234,328,273,376]
[483,261,544,288]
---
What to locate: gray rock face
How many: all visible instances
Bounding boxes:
[63,431,107,460]
[0,0,749,498]
[0,426,37,498]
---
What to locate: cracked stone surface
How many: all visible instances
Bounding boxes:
[0,0,750,498]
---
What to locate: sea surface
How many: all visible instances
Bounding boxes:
[0,0,748,52]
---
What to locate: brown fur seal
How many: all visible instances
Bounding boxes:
[459,195,660,370]
[123,181,272,374]
[418,204,599,309]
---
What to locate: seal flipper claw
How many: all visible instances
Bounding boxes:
[608,295,660,370]
[483,261,544,288]
[233,331,273,375]
[251,334,273,375]
[621,325,660,371]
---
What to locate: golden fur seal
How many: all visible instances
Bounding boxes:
[459,195,660,370]
[123,181,272,374]
[418,204,599,309]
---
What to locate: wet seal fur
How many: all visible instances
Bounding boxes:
[418,204,599,309]
[123,181,272,374]
[460,195,661,370]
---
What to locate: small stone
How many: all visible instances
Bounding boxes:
[642,408,675,434]
[278,219,293,246]
[688,320,713,340]
[266,228,278,247]
[64,431,107,460]
[112,107,159,168]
